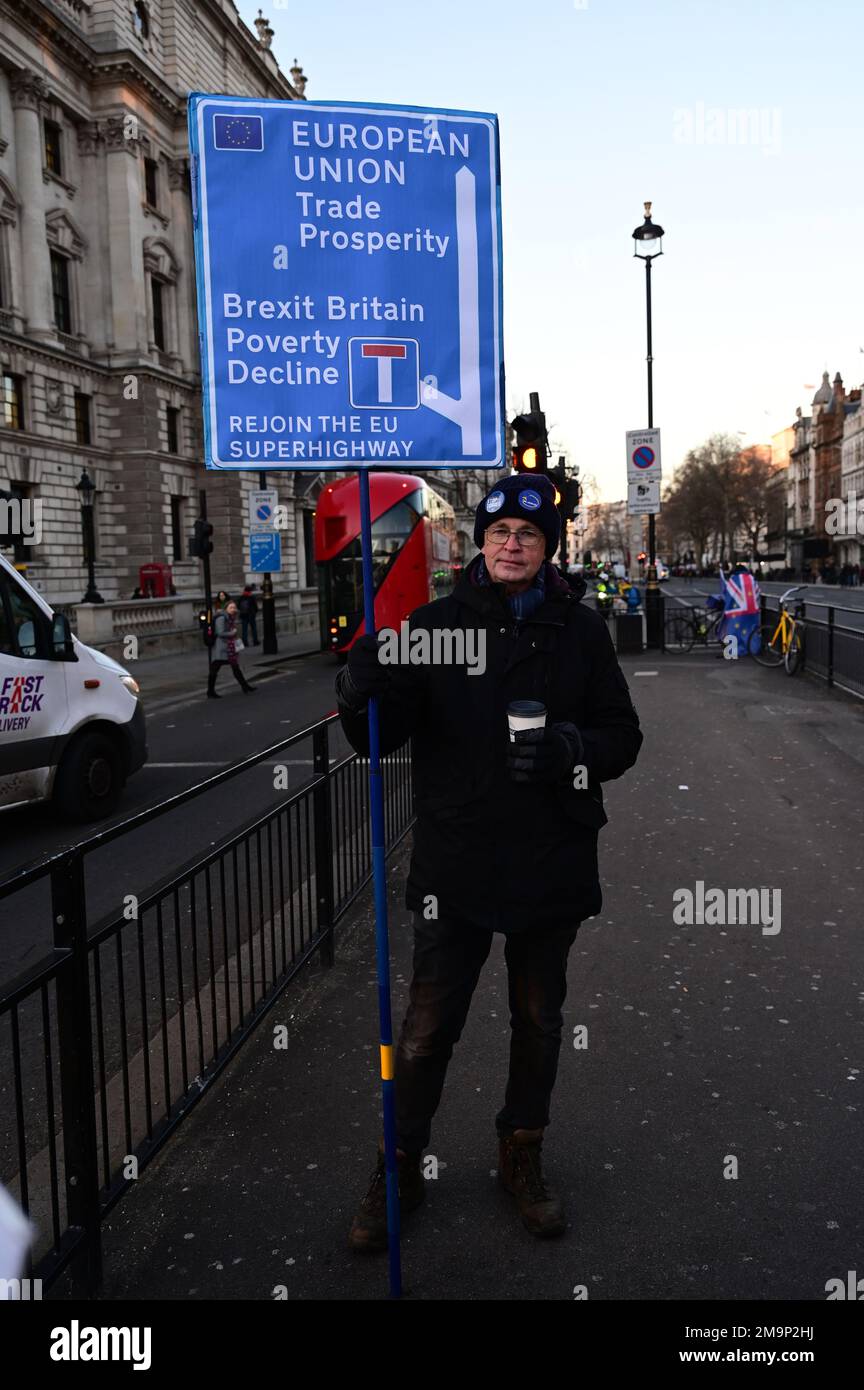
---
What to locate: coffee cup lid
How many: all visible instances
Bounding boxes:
[507,700,546,715]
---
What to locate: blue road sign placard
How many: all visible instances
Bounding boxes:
[188,95,504,470]
[249,530,282,573]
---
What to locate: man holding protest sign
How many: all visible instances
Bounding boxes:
[336,473,643,1251]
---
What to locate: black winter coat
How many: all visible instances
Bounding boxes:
[336,558,643,933]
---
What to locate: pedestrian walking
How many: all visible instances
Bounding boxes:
[335,473,643,1251]
[216,589,231,610]
[206,600,256,698]
[238,585,260,646]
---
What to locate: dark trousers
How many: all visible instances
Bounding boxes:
[207,659,249,693]
[394,911,580,1154]
[241,614,258,645]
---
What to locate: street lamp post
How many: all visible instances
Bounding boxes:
[632,201,664,647]
[76,469,103,604]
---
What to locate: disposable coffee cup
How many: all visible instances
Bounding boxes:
[508,700,547,742]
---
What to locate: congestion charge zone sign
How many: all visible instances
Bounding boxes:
[188,95,504,470]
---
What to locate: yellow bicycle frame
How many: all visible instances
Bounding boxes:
[766,606,797,655]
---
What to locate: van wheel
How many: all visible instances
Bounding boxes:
[53,732,124,822]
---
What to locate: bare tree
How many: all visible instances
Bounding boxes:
[660,433,759,567]
[734,445,776,559]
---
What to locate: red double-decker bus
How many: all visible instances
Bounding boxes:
[315,472,457,655]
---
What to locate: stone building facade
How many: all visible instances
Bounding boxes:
[837,388,864,568]
[785,372,861,576]
[0,0,317,618]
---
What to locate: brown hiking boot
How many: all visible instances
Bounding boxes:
[347,1139,425,1253]
[498,1128,567,1237]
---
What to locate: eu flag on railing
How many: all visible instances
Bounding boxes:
[213,114,264,151]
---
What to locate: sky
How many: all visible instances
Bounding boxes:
[237,0,864,500]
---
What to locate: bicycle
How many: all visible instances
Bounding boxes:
[665,602,723,653]
[748,586,806,674]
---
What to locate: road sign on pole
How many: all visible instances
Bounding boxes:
[188,96,504,471]
[627,480,661,515]
[626,427,662,483]
[248,488,279,531]
[249,530,282,572]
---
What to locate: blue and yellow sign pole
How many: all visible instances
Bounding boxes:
[359,468,401,1295]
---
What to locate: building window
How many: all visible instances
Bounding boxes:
[144,157,158,209]
[151,277,165,350]
[8,482,32,565]
[0,231,8,308]
[51,252,73,334]
[44,120,63,178]
[170,495,184,561]
[165,405,179,453]
[133,2,150,39]
[74,392,92,446]
[1,372,24,430]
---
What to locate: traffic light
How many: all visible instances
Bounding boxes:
[563,479,581,517]
[510,409,547,474]
[548,460,567,507]
[189,518,214,558]
[547,460,581,517]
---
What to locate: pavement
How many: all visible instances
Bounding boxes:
[71,645,864,1301]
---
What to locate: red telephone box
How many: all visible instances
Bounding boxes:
[139,563,173,598]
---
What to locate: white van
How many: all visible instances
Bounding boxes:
[0,552,147,821]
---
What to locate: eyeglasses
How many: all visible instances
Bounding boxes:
[485,525,544,549]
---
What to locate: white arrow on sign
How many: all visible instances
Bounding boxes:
[423,166,481,455]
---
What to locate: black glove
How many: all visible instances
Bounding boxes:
[338,633,391,708]
[507,722,584,784]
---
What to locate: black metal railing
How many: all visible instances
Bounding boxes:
[759,594,864,698]
[0,714,413,1295]
[662,596,722,651]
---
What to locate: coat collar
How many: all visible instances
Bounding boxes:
[455,554,584,623]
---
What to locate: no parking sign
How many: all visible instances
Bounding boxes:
[626,428,662,483]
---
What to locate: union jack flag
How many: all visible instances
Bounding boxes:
[715,568,761,655]
[721,569,760,616]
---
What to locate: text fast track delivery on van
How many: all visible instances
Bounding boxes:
[0,675,45,732]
